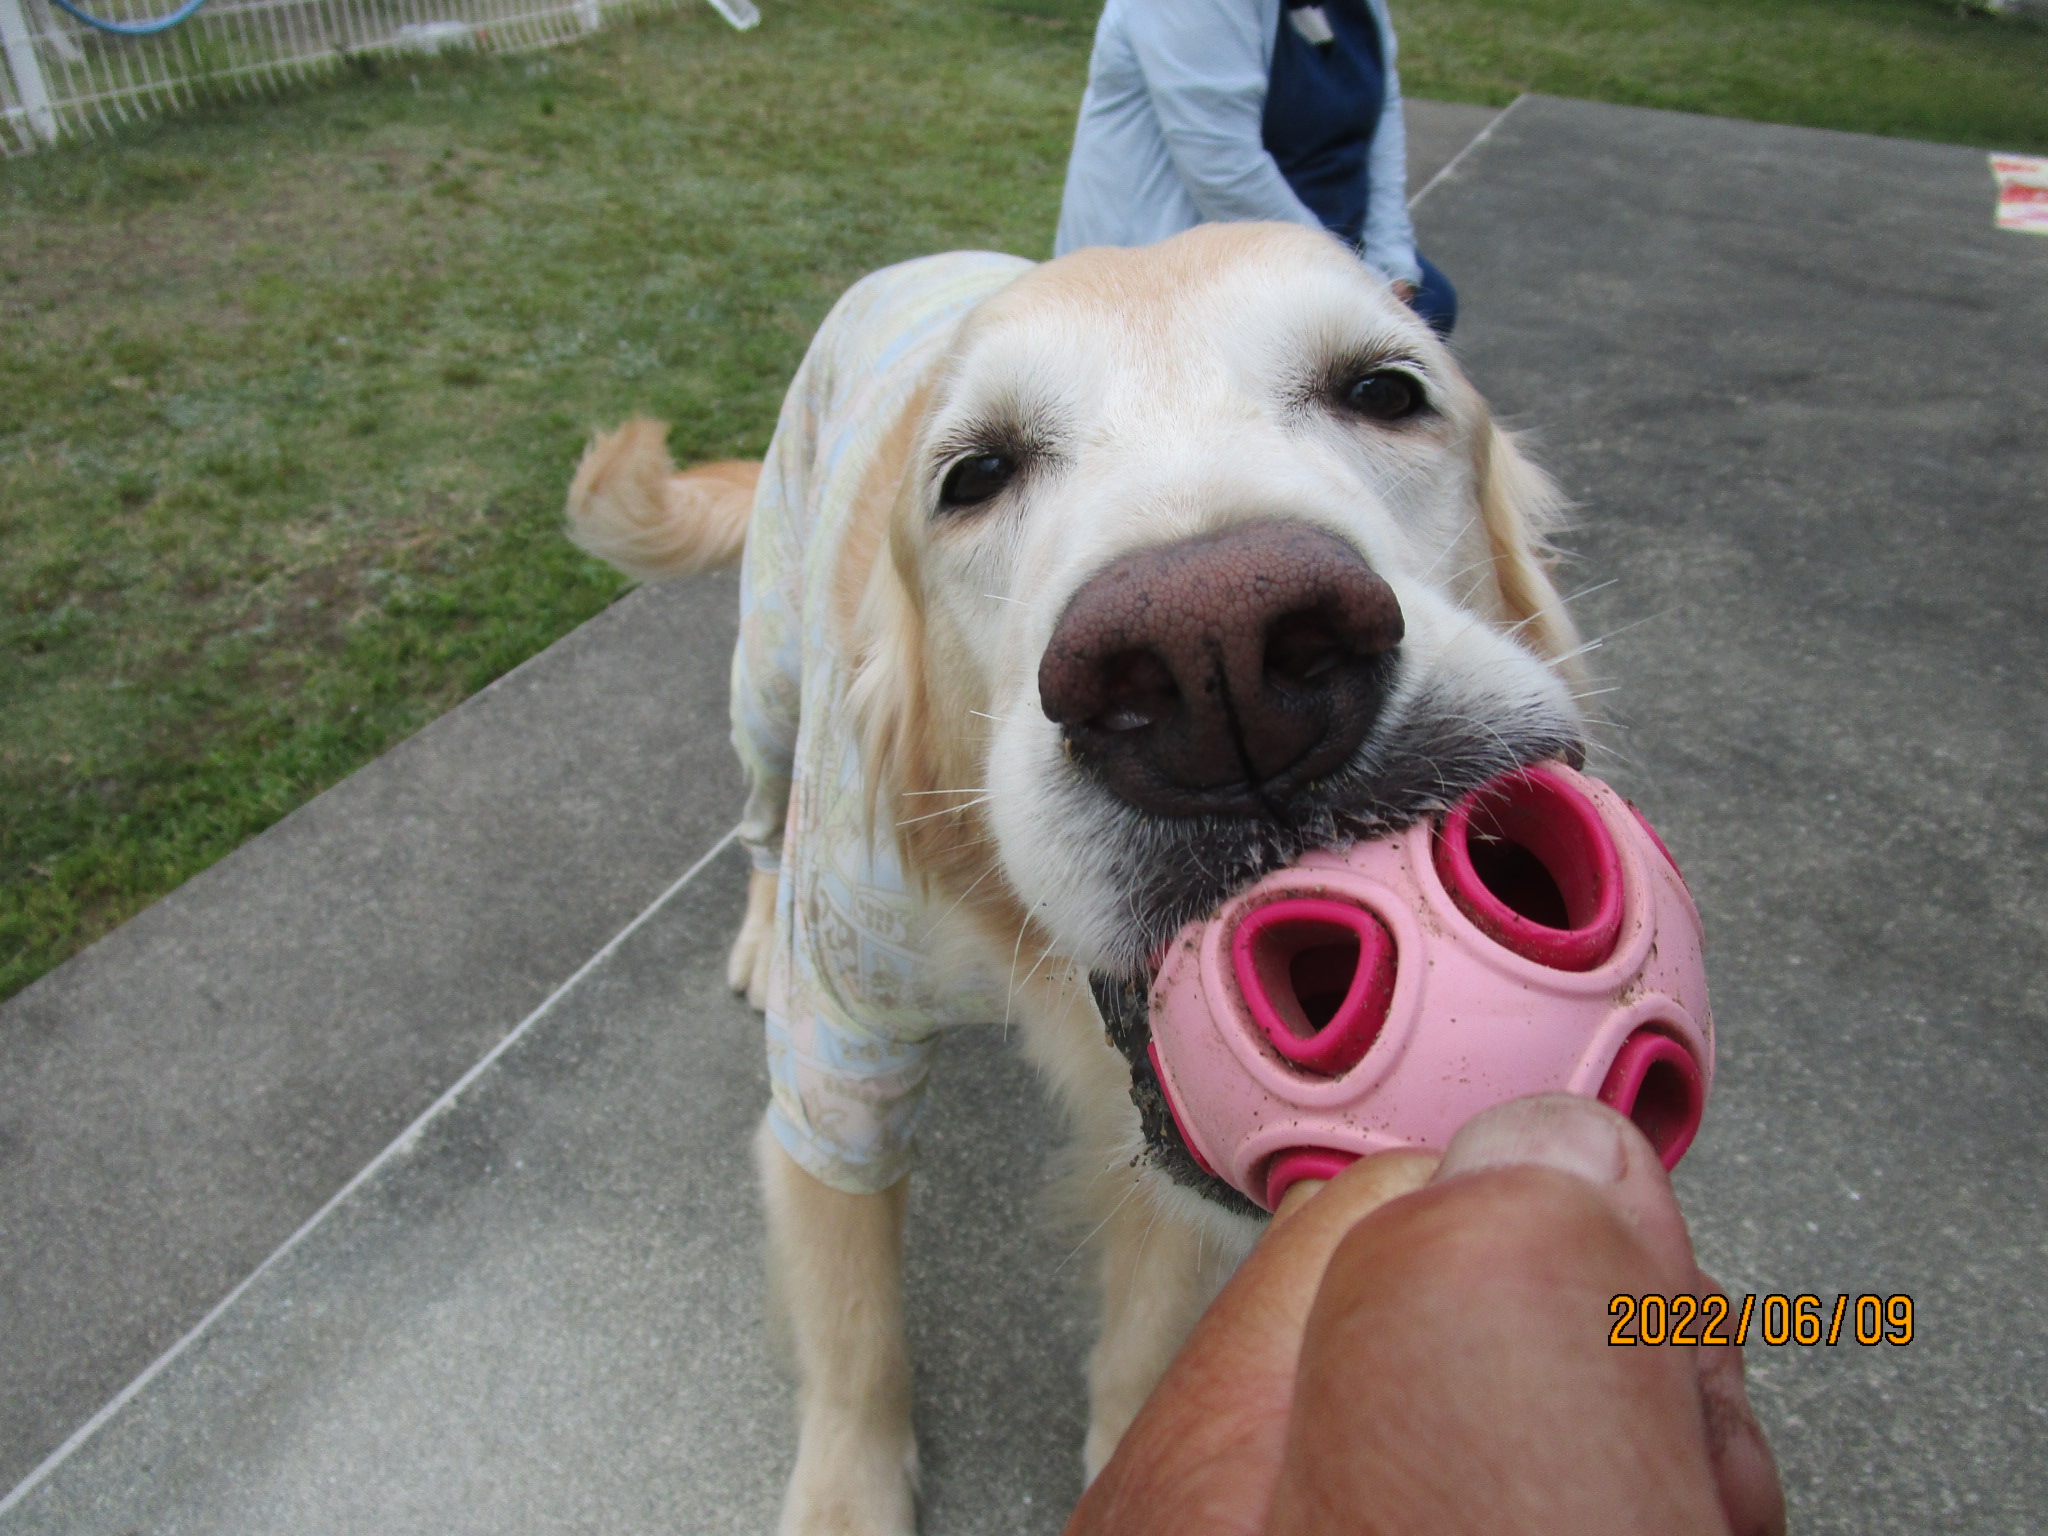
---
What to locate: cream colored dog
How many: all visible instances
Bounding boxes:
[567,222,1585,1536]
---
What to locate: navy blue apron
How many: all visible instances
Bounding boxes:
[1260,0,1384,247]
[1260,0,1457,334]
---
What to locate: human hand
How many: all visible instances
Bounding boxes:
[1390,279,1418,305]
[1068,1095,1785,1536]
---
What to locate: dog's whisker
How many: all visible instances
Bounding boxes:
[918,862,1002,943]
[1366,454,1436,514]
[1428,548,1504,593]
[1412,515,1480,584]
[1494,578,1617,645]
[1007,927,1061,1023]
[1554,609,1673,663]
[1557,576,1619,608]
[1052,1176,1144,1278]
[1003,907,1038,1036]
[931,829,1000,858]
[970,710,1027,726]
[897,796,992,827]
[1127,1205,1164,1313]
[1425,607,1508,664]
[899,786,993,796]
[1414,556,1506,608]
[1424,708,1525,780]
[1105,1203,1159,1316]
[1572,733,1638,757]
[1582,743,1646,774]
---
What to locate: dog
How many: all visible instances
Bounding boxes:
[566,221,1585,1535]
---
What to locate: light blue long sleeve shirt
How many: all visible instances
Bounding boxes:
[1053,0,1421,289]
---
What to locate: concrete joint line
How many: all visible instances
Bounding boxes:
[1410,93,1526,210]
[0,824,742,1518]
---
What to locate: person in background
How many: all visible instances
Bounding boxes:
[1056,0,1457,335]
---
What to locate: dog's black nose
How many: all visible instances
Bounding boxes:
[1038,521,1403,818]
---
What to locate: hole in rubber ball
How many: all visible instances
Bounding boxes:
[1624,1055,1696,1160]
[1232,901,1397,1077]
[1466,835,1570,929]
[1597,1030,1703,1170]
[1434,766,1625,972]
[1287,938,1359,1034]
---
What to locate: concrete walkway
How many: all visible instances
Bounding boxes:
[3,96,2043,1534]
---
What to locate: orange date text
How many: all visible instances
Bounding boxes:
[1607,1292,1913,1346]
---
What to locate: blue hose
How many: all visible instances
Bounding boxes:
[43,0,210,36]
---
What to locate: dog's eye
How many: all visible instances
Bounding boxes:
[939,452,1018,509]
[1339,370,1427,422]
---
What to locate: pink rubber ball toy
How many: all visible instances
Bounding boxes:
[1144,762,1713,1213]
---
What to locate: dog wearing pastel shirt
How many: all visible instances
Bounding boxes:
[567,222,1585,1536]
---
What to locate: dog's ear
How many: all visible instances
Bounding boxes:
[843,385,948,881]
[848,528,938,870]
[1473,420,1583,676]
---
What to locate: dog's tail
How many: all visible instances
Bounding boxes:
[566,417,760,581]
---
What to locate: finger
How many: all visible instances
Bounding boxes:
[1274,1178,1324,1216]
[1432,1093,1697,1291]
[1273,1149,1439,1225]
[1433,1096,1785,1535]
[1695,1271,1788,1536]
[1266,1166,1730,1536]
[1067,1151,1435,1536]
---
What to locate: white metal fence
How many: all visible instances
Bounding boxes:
[0,0,754,154]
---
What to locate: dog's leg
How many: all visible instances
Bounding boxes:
[1007,975,1256,1483]
[1080,1179,1241,1480]
[758,1117,917,1536]
[728,867,777,1010]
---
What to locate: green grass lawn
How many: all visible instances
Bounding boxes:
[1404,0,2048,145]
[3,0,2045,1001]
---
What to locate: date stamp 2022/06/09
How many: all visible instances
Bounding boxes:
[1608,1293,1914,1347]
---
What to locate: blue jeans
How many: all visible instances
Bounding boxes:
[1408,252,1457,337]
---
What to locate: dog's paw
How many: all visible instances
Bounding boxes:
[728,867,777,1011]
[778,1411,918,1536]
